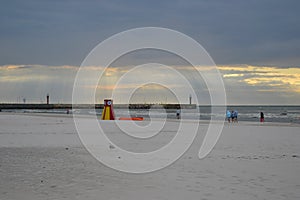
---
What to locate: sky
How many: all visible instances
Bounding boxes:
[0,0,300,104]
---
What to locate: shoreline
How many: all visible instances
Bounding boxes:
[0,112,299,127]
[1,105,299,125]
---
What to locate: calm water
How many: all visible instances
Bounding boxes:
[113,106,300,123]
[198,106,300,123]
[2,105,300,124]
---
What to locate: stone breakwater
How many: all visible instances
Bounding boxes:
[0,103,196,110]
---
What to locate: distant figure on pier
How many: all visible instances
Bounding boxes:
[46,94,49,104]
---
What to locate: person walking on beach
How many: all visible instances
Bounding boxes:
[226,110,231,123]
[232,110,238,122]
[260,111,264,123]
[176,109,181,119]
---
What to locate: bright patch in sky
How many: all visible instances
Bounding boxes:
[0,64,299,104]
[219,65,300,93]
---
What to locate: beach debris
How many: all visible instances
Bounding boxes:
[109,144,115,149]
[119,117,143,121]
[65,147,69,150]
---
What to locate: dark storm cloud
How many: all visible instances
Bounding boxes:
[0,0,299,66]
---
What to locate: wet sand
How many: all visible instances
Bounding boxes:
[0,113,299,200]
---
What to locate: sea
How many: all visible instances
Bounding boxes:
[2,105,300,124]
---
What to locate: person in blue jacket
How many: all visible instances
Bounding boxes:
[232,110,238,122]
[226,110,231,123]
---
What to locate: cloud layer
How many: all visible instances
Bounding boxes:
[1,1,299,104]
[0,0,300,66]
[1,64,299,105]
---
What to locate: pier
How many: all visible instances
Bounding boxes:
[0,103,197,110]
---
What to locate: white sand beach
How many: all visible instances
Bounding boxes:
[0,113,300,200]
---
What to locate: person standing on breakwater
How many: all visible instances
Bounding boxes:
[260,111,265,123]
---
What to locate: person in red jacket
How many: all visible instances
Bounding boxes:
[260,112,265,123]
